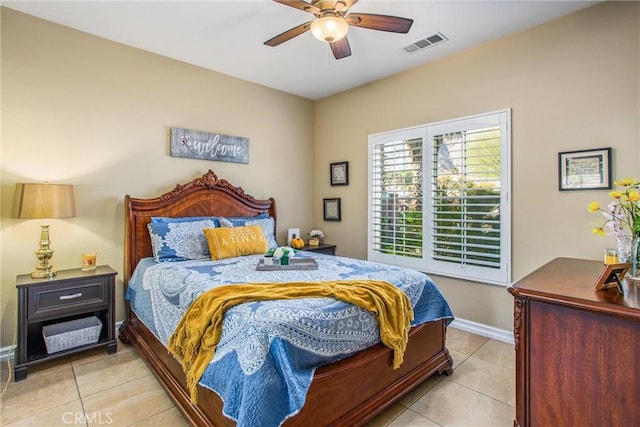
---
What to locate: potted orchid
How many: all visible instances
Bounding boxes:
[587,178,640,277]
[272,246,295,265]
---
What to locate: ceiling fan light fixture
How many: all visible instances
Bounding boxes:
[311,16,349,43]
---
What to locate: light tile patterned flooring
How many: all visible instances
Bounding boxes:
[0,328,515,426]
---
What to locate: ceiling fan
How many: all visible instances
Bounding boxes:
[264,0,413,60]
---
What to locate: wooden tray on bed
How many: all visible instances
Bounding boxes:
[256,257,318,270]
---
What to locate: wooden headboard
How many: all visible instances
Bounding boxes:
[124,170,277,283]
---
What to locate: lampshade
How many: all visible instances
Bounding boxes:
[311,16,349,43]
[12,183,76,278]
[12,183,76,219]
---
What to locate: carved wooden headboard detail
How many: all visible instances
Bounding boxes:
[123,170,276,283]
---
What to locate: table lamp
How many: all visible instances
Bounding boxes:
[11,183,76,278]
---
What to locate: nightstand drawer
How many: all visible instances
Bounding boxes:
[28,279,108,319]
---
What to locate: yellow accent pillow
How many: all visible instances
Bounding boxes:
[203,225,268,260]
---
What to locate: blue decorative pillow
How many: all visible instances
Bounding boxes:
[218,215,277,249]
[147,219,216,262]
[218,217,234,228]
[217,212,269,227]
[151,216,220,227]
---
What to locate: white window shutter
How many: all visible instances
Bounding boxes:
[368,110,511,285]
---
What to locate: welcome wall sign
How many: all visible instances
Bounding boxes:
[170,127,250,164]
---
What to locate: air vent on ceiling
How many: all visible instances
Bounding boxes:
[403,32,448,54]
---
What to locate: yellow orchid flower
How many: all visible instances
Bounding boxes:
[587,201,600,213]
[609,191,623,199]
[613,178,638,187]
[587,177,640,239]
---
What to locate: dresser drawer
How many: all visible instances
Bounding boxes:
[27,279,109,320]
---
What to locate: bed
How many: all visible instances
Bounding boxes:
[118,170,454,426]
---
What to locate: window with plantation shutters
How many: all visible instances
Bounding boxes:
[369,128,427,270]
[368,110,511,285]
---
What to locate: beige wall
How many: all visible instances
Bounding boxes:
[1,2,638,349]
[314,1,640,332]
[0,9,315,348]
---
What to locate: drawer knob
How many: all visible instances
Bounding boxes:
[59,292,83,300]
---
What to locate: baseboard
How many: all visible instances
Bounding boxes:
[449,317,514,345]
[0,320,125,363]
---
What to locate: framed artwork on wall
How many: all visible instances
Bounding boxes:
[170,127,250,164]
[323,198,341,221]
[558,147,611,191]
[330,161,349,186]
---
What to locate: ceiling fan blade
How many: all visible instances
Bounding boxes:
[330,37,352,59]
[264,21,312,47]
[346,13,413,33]
[273,0,321,15]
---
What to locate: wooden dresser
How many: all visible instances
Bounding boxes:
[508,257,640,427]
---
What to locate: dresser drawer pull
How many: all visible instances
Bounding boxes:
[59,293,83,300]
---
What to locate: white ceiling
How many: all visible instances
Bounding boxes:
[4,0,601,100]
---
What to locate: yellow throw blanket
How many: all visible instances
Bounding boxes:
[167,280,414,404]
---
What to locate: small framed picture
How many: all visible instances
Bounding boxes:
[594,262,630,294]
[558,147,611,191]
[286,228,300,245]
[323,198,341,221]
[330,161,349,186]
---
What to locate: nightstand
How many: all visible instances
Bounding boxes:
[14,265,117,381]
[301,243,336,256]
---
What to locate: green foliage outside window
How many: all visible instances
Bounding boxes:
[375,129,501,267]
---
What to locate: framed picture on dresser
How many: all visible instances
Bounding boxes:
[593,262,630,293]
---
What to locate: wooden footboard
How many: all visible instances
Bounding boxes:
[296,319,453,426]
[119,310,453,426]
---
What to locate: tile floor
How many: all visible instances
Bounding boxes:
[0,328,515,426]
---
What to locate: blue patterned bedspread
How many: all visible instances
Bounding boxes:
[127,252,453,426]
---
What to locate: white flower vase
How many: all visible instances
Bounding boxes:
[616,232,633,263]
[629,236,640,281]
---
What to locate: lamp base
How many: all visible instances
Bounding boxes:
[32,224,57,278]
[31,269,56,279]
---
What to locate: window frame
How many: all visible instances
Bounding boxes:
[368,109,511,286]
